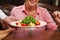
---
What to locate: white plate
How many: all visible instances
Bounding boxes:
[10,20,47,28]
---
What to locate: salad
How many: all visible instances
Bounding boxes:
[16,16,40,26]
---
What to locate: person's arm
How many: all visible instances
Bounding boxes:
[0,9,15,29]
[42,9,57,31]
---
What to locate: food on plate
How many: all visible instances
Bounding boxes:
[15,16,40,26]
[28,22,35,26]
[35,20,40,25]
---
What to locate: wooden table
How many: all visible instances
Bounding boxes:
[3,30,60,40]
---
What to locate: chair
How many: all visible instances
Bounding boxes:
[38,3,60,11]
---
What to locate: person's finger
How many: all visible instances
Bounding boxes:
[53,11,58,16]
[5,16,15,24]
[8,16,15,22]
[6,18,11,23]
[57,11,60,18]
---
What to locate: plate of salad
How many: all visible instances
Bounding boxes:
[10,16,47,28]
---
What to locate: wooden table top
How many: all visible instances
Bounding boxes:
[3,30,60,40]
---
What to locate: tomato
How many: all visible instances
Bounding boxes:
[36,21,40,25]
[16,22,18,25]
[21,23,27,26]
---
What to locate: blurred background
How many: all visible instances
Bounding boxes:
[0,0,60,30]
[0,0,60,7]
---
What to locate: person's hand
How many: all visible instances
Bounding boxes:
[53,11,60,24]
[53,11,60,18]
[4,16,15,24]
[1,16,16,30]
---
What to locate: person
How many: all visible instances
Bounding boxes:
[2,0,57,38]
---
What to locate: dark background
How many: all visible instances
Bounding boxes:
[0,0,60,7]
[39,0,52,5]
[0,0,25,6]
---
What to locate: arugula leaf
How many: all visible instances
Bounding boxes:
[21,16,36,24]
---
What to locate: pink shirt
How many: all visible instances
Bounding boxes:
[10,4,57,38]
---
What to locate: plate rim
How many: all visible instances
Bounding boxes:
[10,20,47,28]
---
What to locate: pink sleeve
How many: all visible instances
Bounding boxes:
[10,7,16,16]
[42,9,57,30]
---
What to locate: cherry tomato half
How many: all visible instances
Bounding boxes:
[36,21,40,25]
[21,23,27,26]
[16,22,18,25]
